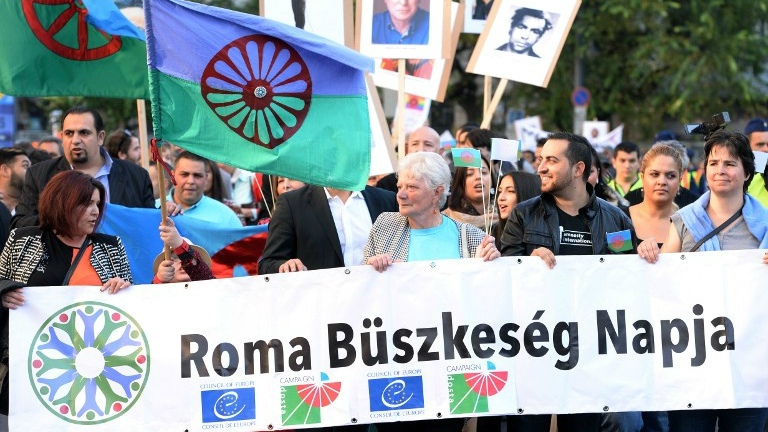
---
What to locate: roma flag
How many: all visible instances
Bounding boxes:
[144,0,374,190]
[0,0,149,98]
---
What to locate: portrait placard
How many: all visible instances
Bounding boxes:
[467,0,581,87]
[463,0,493,33]
[371,0,463,101]
[259,0,354,47]
[357,0,451,60]
[366,75,398,176]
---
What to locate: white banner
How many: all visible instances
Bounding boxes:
[10,250,768,431]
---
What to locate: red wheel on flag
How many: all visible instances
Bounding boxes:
[201,35,312,150]
[460,150,475,164]
[22,0,123,61]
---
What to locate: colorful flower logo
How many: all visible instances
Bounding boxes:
[28,302,150,425]
[201,35,312,149]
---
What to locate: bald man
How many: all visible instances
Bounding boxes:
[404,126,440,155]
[377,126,440,193]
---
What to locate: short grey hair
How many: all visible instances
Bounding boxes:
[655,140,690,169]
[397,152,451,208]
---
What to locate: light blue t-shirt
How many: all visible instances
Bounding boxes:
[407,215,460,262]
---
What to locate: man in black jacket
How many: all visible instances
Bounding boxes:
[500,132,634,432]
[12,106,155,228]
[259,185,397,274]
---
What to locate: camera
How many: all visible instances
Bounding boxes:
[685,112,730,138]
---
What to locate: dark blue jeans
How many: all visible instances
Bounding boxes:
[601,411,669,432]
[667,408,768,432]
[508,413,601,432]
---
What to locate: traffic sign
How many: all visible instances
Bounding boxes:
[571,87,591,107]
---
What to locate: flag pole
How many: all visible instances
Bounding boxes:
[156,159,171,261]
[488,167,503,237]
[481,78,508,129]
[481,165,488,236]
[137,99,150,171]
[253,173,273,219]
[151,139,173,262]
[396,59,406,160]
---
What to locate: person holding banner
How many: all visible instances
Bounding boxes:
[626,144,682,249]
[638,131,768,431]
[0,171,132,417]
[364,152,500,274]
[492,171,541,249]
[500,133,634,432]
[444,153,497,230]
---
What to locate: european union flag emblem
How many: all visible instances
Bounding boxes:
[201,388,256,423]
[368,376,425,412]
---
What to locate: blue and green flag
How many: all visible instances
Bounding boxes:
[452,148,482,168]
[144,0,374,190]
[606,229,633,253]
[0,0,149,98]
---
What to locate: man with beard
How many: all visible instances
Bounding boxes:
[499,133,635,432]
[12,106,155,228]
[0,148,30,248]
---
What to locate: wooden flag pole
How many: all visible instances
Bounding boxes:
[480,78,508,129]
[487,168,503,236]
[156,159,171,261]
[137,99,150,171]
[480,168,488,237]
[396,59,406,160]
[483,76,492,114]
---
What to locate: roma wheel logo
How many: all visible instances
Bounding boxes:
[28,302,150,425]
[201,35,312,150]
[22,0,123,61]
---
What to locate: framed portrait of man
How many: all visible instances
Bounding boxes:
[371,0,463,101]
[357,0,451,59]
[467,0,581,87]
[260,0,354,48]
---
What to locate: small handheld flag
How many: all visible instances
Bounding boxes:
[490,138,521,162]
[452,148,482,168]
[440,130,456,149]
[606,230,633,253]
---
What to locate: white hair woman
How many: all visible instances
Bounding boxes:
[364,152,500,272]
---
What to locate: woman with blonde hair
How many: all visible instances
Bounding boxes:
[629,144,683,249]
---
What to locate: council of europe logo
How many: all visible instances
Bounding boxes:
[28,302,150,425]
[368,376,424,412]
[201,388,256,423]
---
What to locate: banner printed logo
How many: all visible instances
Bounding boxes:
[21,0,123,60]
[448,361,508,415]
[368,376,424,412]
[201,35,312,149]
[201,388,256,423]
[281,372,341,426]
[28,302,150,425]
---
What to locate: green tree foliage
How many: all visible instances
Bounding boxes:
[450,0,768,139]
